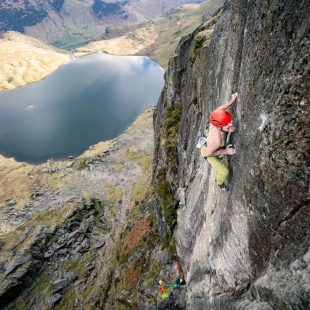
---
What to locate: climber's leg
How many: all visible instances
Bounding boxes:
[207,156,229,185]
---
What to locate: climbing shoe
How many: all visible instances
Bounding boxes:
[218,183,229,191]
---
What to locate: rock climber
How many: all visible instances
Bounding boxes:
[158,262,187,301]
[158,280,169,300]
[200,92,238,191]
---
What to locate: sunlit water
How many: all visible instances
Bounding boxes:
[0,53,164,163]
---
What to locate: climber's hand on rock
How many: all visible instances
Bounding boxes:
[231,92,238,100]
[221,92,238,109]
[225,145,236,155]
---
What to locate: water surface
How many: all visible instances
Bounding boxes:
[0,53,164,163]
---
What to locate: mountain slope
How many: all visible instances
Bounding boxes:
[0,31,70,91]
[0,0,205,47]
[76,0,225,68]
[154,0,309,308]
[0,109,169,309]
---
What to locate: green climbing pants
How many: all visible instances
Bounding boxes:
[207,156,229,185]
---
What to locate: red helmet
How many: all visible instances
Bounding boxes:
[209,109,232,127]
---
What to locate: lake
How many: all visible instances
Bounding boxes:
[0,53,164,163]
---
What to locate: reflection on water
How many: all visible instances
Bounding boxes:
[0,53,164,163]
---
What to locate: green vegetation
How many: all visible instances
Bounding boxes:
[156,169,177,232]
[32,271,51,296]
[21,271,53,309]
[140,1,222,68]
[74,157,88,170]
[119,149,153,176]
[1,202,75,255]
[106,193,160,308]
[29,205,73,227]
[73,140,114,170]
[57,251,101,308]
[164,235,177,258]
[15,299,28,310]
[114,163,125,171]
[131,181,151,206]
[106,185,123,204]
[191,27,214,64]
[161,106,182,175]
[144,261,161,288]
[108,226,159,308]
[59,288,77,310]
[60,260,80,273]
[190,10,223,65]
[76,0,223,69]
[82,285,94,300]
[131,108,154,130]
[155,168,177,258]
[1,229,23,252]
[191,32,206,63]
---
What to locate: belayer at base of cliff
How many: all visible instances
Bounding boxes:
[198,92,238,191]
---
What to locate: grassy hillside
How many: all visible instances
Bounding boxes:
[76,0,224,68]
[74,26,158,56]
[0,31,70,91]
[0,108,174,309]
[142,1,223,68]
[0,1,224,90]
[1,0,207,49]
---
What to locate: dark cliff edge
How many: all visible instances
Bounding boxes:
[154,0,310,309]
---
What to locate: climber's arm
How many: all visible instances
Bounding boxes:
[218,92,238,110]
[203,144,235,157]
[202,142,226,157]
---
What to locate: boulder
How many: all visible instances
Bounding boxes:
[3,257,27,277]
[52,279,69,293]
[64,271,78,283]
[48,293,62,307]
[6,199,17,207]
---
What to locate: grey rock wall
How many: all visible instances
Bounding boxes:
[154,0,310,308]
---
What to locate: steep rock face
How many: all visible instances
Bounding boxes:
[154,0,309,308]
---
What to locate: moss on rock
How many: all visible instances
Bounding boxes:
[161,106,182,176]
[156,169,177,232]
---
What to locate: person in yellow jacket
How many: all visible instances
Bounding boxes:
[200,92,238,191]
